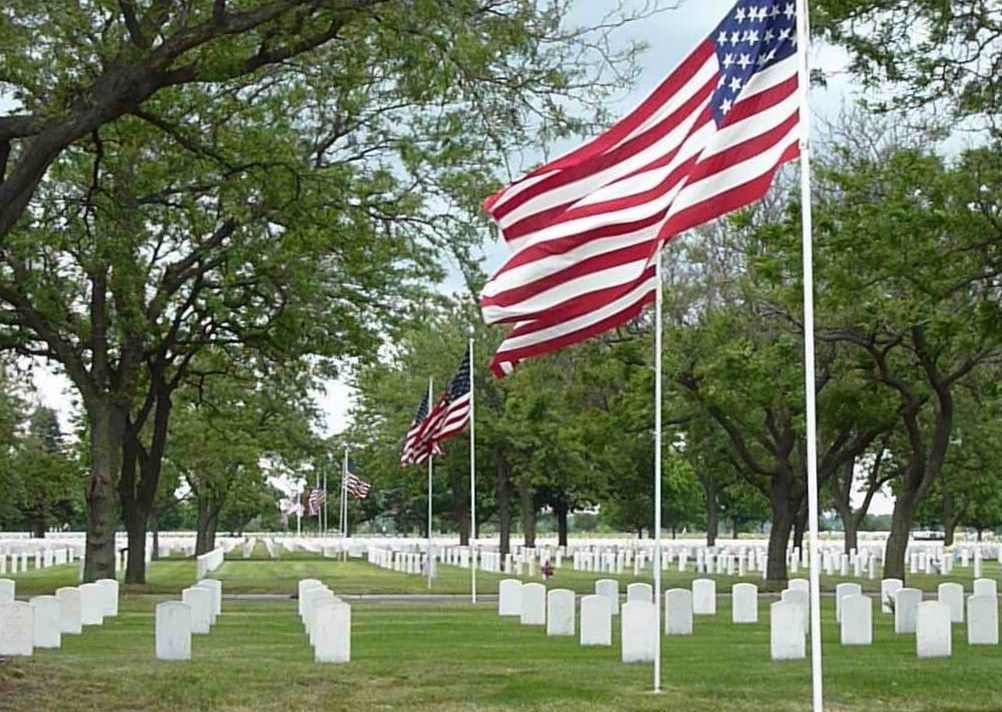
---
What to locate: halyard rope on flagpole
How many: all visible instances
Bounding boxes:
[795,0,824,710]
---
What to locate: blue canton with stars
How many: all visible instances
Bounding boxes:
[710,0,798,124]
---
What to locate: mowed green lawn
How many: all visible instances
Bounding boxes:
[6,556,1002,598]
[1,596,1001,712]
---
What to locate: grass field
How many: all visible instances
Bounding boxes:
[1,595,1000,712]
[6,556,1002,598]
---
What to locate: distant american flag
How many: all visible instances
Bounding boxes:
[306,488,325,516]
[345,461,372,500]
[480,0,800,376]
[399,391,443,466]
[421,351,472,447]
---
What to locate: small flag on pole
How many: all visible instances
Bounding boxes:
[480,0,800,377]
[307,488,325,516]
[345,461,372,500]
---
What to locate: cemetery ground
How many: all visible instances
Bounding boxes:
[3,559,1002,711]
[2,595,1001,712]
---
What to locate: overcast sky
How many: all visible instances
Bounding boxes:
[7,2,897,513]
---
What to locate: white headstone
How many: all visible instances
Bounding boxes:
[579,594,612,646]
[79,582,105,625]
[0,601,33,656]
[692,578,716,615]
[298,579,323,617]
[665,588,693,635]
[498,579,523,617]
[916,601,951,658]
[546,589,575,636]
[732,583,758,624]
[595,579,620,615]
[155,601,192,661]
[96,578,119,617]
[835,582,862,622]
[770,601,805,661]
[789,578,809,593]
[780,588,809,634]
[973,578,997,599]
[181,587,213,634]
[881,578,903,614]
[520,583,546,626]
[967,595,999,646]
[894,588,922,634]
[197,579,222,621]
[29,595,61,649]
[313,600,351,663]
[621,601,656,663]
[839,594,872,646]
[0,577,14,603]
[626,582,653,604]
[55,587,82,635]
[937,582,964,623]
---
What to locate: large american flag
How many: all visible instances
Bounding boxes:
[421,351,473,447]
[480,0,800,377]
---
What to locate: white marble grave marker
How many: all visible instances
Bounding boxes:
[692,578,716,615]
[96,578,119,618]
[732,583,758,624]
[665,588,693,635]
[155,601,192,661]
[621,601,656,663]
[967,595,999,646]
[770,601,805,661]
[580,594,612,646]
[313,600,351,663]
[973,578,997,598]
[181,587,213,634]
[498,579,523,617]
[881,578,903,614]
[626,582,652,604]
[0,601,33,656]
[894,588,922,634]
[938,582,964,623]
[520,583,546,626]
[595,579,620,616]
[917,601,951,658]
[55,587,82,634]
[546,589,575,636]
[835,583,862,623]
[79,582,105,626]
[29,595,61,649]
[840,594,872,646]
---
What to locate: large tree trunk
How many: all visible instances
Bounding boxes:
[705,478,718,547]
[30,517,46,538]
[883,490,916,582]
[84,400,127,582]
[764,473,797,591]
[518,478,536,547]
[495,451,512,564]
[195,497,219,555]
[119,387,172,584]
[554,500,569,548]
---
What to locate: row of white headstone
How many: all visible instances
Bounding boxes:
[0,577,119,657]
[195,548,225,580]
[155,579,223,660]
[298,579,351,663]
[367,547,429,576]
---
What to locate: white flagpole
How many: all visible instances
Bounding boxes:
[340,447,347,539]
[652,247,663,694]
[795,2,823,710]
[427,376,434,590]
[468,334,477,604]
[322,470,327,536]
